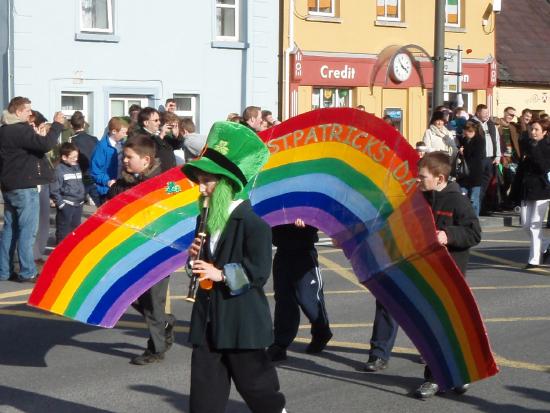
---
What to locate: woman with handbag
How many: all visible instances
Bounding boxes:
[517,119,550,269]
[457,122,485,216]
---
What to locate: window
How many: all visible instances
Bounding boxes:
[311,88,352,110]
[80,0,113,33]
[108,95,148,118]
[376,0,401,21]
[308,0,335,16]
[216,0,239,40]
[61,92,90,119]
[445,0,460,27]
[174,94,200,126]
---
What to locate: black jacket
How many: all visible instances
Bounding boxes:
[423,182,481,274]
[49,162,85,207]
[457,133,484,187]
[189,200,274,349]
[518,136,550,201]
[0,117,63,190]
[106,160,161,200]
[272,224,319,251]
[72,131,98,182]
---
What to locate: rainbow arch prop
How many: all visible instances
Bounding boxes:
[28,108,498,390]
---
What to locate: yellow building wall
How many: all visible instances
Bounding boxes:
[494,87,550,116]
[284,1,495,60]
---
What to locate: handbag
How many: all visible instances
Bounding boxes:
[455,153,470,179]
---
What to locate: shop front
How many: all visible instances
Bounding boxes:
[289,48,496,143]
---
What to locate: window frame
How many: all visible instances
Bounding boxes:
[215,0,240,41]
[308,0,336,17]
[108,95,149,118]
[173,94,200,128]
[311,87,353,110]
[79,0,114,33]
[445,0,461,28]
[61,91,90,118]
[376,0,402,22]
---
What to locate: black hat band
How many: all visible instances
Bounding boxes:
[203,148,248,187]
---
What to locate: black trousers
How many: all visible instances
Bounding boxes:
[131,275,174,353]
[190,343,286,413]
[55,204,83,244]
[479,157,495,211]
[272,248,331,347]
[370,300,398,361]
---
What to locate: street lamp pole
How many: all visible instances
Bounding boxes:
[432,0,446,112]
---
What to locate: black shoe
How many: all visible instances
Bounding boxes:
[305,331,333,354]
[165,315,176,350]
[17,275,38,283]
[267,344,287,362]
[130,349,165,365]
[543,250,550,264]
[524,263,540,270]
[361,356,388,372]
[453,383,470,394]
[414,381,439,399]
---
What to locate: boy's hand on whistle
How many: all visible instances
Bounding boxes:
[192,260,224,282]
[187,237,202,259]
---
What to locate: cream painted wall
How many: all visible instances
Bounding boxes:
[494,87,550,116]
[284,1,495,60]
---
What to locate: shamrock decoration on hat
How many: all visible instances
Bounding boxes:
[182,121,270,194]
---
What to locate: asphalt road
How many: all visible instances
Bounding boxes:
[1,224,550,413]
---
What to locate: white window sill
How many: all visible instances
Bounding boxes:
[445,26,466,33]
[305,15,342,23]
[211,41,249,50]
[75,33,120,43]
[374,20,408,28]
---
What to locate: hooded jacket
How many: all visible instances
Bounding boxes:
[0,110,63,190]
[49,162,85,207]
[423,181,481,274]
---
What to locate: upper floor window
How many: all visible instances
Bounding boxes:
[80,0,113,33]
[445,0,461,27]
[376,0,401,22]
[216,0,239,40]
[308,0,335,16]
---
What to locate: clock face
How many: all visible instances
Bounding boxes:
[391,53,413,83]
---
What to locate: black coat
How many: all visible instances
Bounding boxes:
[457,133,484,188]
[72,131,98,180]
[0,120,63,190]
[517,136,550,201]
[189,200,274,349]
[423,182,481,274]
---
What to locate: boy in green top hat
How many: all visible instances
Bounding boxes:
[183,121,287,413]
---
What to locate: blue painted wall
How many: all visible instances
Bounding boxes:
[8,0,279,136]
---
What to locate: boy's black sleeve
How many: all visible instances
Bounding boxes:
[444,195,481,249]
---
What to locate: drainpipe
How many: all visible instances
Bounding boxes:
[283,0,295,120]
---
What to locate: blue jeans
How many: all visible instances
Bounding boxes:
[0,188,40,279]
[460,186,481,216]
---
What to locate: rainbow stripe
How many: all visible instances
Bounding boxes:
[29,108,498,390]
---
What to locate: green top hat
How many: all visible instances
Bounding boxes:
[182,121,269,193]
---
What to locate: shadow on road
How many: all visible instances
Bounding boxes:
[0,385,115,413]
[129,384,252,413]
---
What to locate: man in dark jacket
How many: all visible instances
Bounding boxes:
[135,107,177,171]
[69,111,99,206]
[0,96,65,282]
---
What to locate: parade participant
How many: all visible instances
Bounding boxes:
[50,142,85,245]
[414,151,481,398]
[268,219,332,362]
[183,121,286,413]
[106,133,176,364]
[0,97,65,282]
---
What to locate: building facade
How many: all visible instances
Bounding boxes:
[281,0,498,142]
[1,0,279,136]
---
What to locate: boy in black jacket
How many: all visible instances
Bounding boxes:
[414,151,481,399]
[107,133,176,365]
[50,142,85,245]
